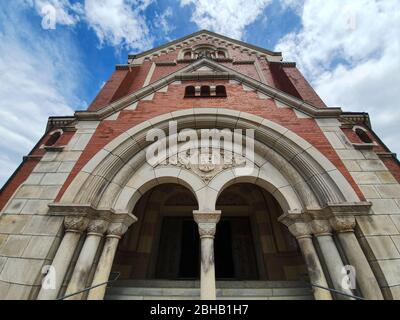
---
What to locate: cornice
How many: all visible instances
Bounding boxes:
[48,203,137,226]
[128,30,282,63]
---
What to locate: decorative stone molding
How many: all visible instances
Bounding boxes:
[49,203,137,236]
[311,220,332,236]
[64,216,90,233]
[330,216,356,233]
[162,149,246,182]
[87,219,109,236]
[193,210,221,238]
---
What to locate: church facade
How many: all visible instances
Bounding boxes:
[0,30,399,300]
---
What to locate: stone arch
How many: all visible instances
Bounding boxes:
[60,108,360,216]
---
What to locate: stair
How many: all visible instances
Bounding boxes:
[105,280,314,300]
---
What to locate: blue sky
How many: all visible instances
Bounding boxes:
[0,0,399,187]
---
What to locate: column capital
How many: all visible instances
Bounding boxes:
[330,215,356,233]
[311,219,332,236]
[193,210,221,238]
[64,216,90,233]
[107,223,129,239]
[87,219,109,236]
[278,211,311,239]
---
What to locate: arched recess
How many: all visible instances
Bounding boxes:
[59,108,360,216]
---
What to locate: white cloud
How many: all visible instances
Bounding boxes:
[276,0,400,155]
[25,0,84,26]
[0,2,85,186]
[180,0,272,39]
[154,7,175,36]
[84,0,154,51]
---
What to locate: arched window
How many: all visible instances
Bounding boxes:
[218,51,226,59]
[45,131,62,147]
[216,85,227,97]
[185,86,196,98]
[355,128,373,144]
[184,51,192,60]
[200,86,211,97]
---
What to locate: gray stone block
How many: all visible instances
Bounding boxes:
[0,235,31,258]
[351,172,380,185]
[22,216,63,236]
[359,185,380,199]
[336,149,365,160]
[3,199,27,214]
[359,236,400,260]
[33,162,61,173]
[21,200,51,215]
[375,185,400,199]
[40,173,69,186]
[357,160,387,172]
[356,215,399,236]
[369,199,400,214]
[0,215,31,234]
[24,174,44,185]
[22,236,60,260]
[0,258,44,286]
[371,259,400,287]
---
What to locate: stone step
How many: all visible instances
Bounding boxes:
[106,294,313,301]
[105,281,314,300]
[106,286,312,297]
[110,280,309,289]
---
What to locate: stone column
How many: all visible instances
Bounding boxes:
[193,210,221,300]
[286,222,332,300]
[37,216,89,300]
[87,223,130,300]
[312,220,354,300]
[64,219,108,300]
[330,215,383,300]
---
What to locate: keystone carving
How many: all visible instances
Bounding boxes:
[162,149,246,182]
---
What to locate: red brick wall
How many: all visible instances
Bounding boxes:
[87,38,328,112]
[56,81,365,202]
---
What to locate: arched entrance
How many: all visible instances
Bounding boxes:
[40,109,382,301]
[105,183,310,300]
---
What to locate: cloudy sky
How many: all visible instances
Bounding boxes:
[0,0,399,187]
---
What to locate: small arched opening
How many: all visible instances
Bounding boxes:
[200,86,211,97]
[355,128,373,144]
[184,86,196,98]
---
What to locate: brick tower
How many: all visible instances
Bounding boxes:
[0,30,399,300]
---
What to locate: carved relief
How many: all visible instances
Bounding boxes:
[107,223,129,238]
[311,220,332,236]
[162,149,246,182]
[330,216,356,233]
[87,219,109,236]
[64,216,90,233]
[193,210,221,238]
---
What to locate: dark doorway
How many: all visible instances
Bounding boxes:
[155,217,258,280]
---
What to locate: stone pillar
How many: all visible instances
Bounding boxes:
[193,210,221,300]
[286,222,332,300]
[37,216,89,300]
[87,222,130,300]
[312,220,354,300]
[330,215,383,300]
[64,219,108,300]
